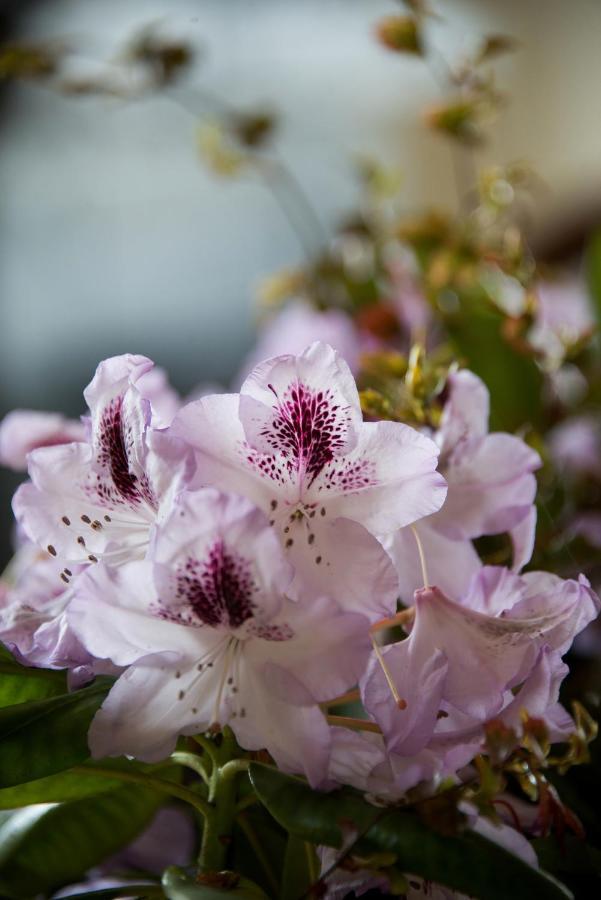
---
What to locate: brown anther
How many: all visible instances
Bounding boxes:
[61,516,71,526]
[284,526,290,534]
[178,690,185,700]
[315,555,322,564]
[308,533,315,545]
[175,670,181,679]
[64,568,72,576]
[81,515,91,524]
[88,554,98,563]
[397,698,408,711]
[60,573,69,584]
[91,520,103,531]
[104,515,111,522]
[320,507,326,516]
[270,499,277,510]
[286,538,293,547]
[77,536,86,546]
[47,544,57,557]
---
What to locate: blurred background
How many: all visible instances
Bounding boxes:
[1,0,601,563]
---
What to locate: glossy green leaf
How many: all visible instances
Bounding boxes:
[231,803,286,896]
[249,763,572,900]
[0,657,67,707]
[0,677,111,787]
[0,757,156,808]
[51,887,163,899]
[0,782,162,898]
[162,866,268,899]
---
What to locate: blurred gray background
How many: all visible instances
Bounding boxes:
[2,0,601,563]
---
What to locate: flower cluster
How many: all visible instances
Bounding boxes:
[1,342,597,814]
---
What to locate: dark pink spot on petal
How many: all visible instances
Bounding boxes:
[160,540,257,630]
[259,380,352,486]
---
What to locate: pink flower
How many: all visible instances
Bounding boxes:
[0,541,90,670]
[174,342,446,617]
[68,489,371,786]
[548,415,601,480]
[238,301,362,382]
[0,410,85,472]
[13,354,192,572]
[530,278,595,365]
[362,566,599,755]
[2,355,190,674]
[387,370,541,602]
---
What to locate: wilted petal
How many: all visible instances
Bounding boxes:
[511,571,600,654]
[361,639,448,755]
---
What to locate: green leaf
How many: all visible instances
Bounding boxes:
[0,677,111,787]
[445,300,543,431]
[533,835,601,878]
[281,833,313,900]
[249,763,572,900]
[49,888,163,900]
[162,866,268,899]
[0,783,162,898]
[0,658,67,707]
[0,642,14,661]
[0,757,157,808]
[231,804,286,895]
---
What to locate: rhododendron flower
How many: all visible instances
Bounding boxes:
[238,300,362,382]
[0,541,90,670]
[388,370,541,602]
[327,727,474,802]
[13,354,192,574]
[530,278,595,366]
[0,410,85,472]
[362,566,599,755]
[548,414,601,479]
[174,342,446,616]
[68,489,371,786]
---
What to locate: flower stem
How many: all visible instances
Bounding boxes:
[171,751,211,786]
[198,728,248,874]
